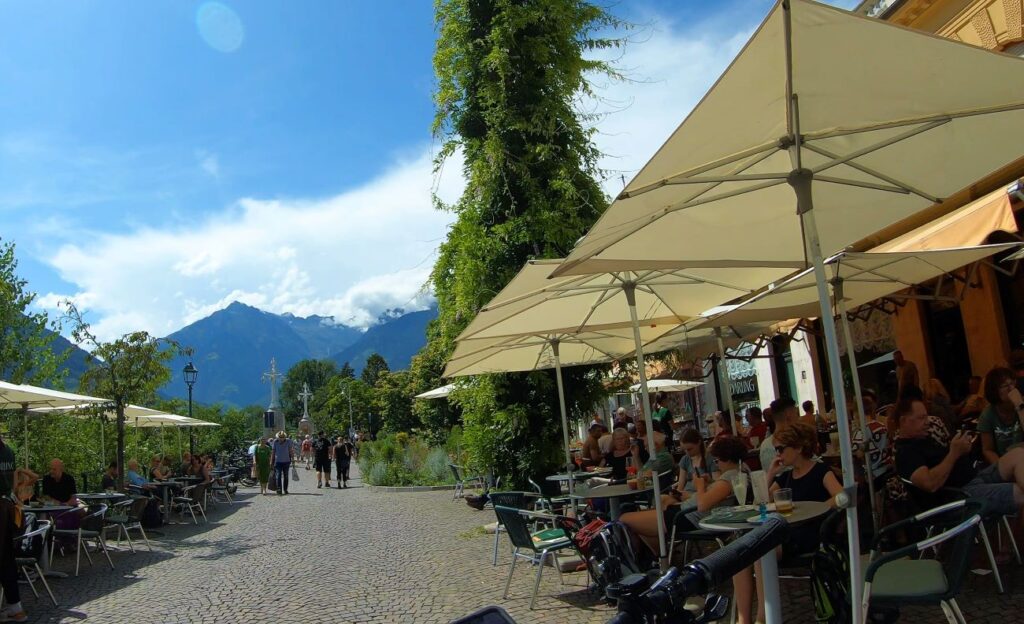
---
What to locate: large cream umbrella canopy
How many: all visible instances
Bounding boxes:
[446,324,677,501]
[549,2,1024,618]
[0,380,108,468]
[454,258,790,570]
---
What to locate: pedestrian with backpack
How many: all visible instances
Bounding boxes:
[333,436,354,488]
[271,431,294,495]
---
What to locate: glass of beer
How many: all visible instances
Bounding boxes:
[774,488,794,515]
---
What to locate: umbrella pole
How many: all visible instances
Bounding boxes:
[624,284,668,571]
[790,168,863,624]
[22,404,28,469]
[835,281,879,534]
[715,328,737,435]
[551,341,574,500]
[100,417,106,468]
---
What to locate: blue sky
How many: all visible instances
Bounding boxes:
[0,0,858,340]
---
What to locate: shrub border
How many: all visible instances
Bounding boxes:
[365,484,458,493]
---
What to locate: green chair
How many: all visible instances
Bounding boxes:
[488,491,530,566]
[51,503,114,577]
[448,464,484,501]
[104,496,153,553]
[494,505,575,610]
[863,499,984,624]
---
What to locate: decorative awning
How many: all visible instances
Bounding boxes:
[873,187,1017,252]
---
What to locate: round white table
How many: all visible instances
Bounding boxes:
[699,500,831,624]
[569,482,653,520]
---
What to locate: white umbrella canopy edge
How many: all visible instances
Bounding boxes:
[629,379,704,393]
[414,384,457,400]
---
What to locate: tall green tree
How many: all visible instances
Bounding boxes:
[361,353,390,387]
[67,303,178,489]
[413,0,622,482]
[280,358,338,420]
[0,238,66,385]
[373,370,419,433]
[338,361,355,380]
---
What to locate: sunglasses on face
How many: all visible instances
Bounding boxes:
[774,445,787,454]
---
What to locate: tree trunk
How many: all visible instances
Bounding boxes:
[116,403,126,491]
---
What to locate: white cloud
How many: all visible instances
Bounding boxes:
[42,148,463,340]
[36,4,781,342]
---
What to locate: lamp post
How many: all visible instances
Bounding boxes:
[343,384,354,439]
[183,360,198,455]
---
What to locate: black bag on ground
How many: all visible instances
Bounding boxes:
[586,521,644,601]
[140,497,163,529]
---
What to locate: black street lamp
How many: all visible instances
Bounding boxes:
[183,360,198,455]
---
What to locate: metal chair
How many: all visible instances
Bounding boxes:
[494,505,575,610]
[51,504,114,577]
[528,477,571,515]
[10,517,57,607]
[449,464,484,501]
[208,477,234,505]
[173,483,208,524]
[488,491,530,566]
[863,499,984,624]
[104,496,152,553]
[900,477,1015,593]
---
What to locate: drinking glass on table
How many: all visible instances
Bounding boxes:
[774,488,794,515]
[730,472,748,507]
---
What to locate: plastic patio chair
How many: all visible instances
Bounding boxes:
[173,483,208,525]
[488,491,531,566]
[104,496,153,553]
[51,503,114,577]
[863,499,985,624]
[449,464,485,501]
[493,505,576,610]
[9,517,57,607]
[900,477,1016,593]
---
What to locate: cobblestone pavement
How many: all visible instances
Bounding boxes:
[19,466,1024,623]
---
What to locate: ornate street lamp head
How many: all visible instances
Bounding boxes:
[183,361,199,387]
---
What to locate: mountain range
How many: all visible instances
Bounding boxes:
[51,301,436,408]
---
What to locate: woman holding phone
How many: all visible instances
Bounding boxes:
[978,367,1024,464]
[674,429,718,498]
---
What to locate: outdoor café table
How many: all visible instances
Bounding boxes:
[75,492,128,502]
[545,468,613,482]
[145,481,184,523]
[569,482,654,521]
[699,500,831,624]
[22,504,74,578]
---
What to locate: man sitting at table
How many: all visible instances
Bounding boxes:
[179,452,192,476]
[42,459,77,506]
[581,422,605,467]
[895,396,1024,514]
[101,462,118,491]
[126,460,151,488]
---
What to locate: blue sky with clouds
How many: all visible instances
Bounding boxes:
[0,0,858,340]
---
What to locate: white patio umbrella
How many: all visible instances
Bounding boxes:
[0,380,108,468]
[455,260,789,569]
[550,1,1024,618]
[629,379,703,392]
[663,243,1020,531]
[446,322,677,498]
[414,384,456,400]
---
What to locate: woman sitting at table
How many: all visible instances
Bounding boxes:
[674,429,719,499]
[620,436,750,555]
[149,456,170,481]
[598,428,641,480]
[737,422,844,624]
[101,461,118,491]
[200,455,215,484]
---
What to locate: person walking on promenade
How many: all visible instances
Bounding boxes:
[254,438,272,496]
[272,431,294,495]
[312,431,333,489]
[301,435,313,470]
[334,436,354,488]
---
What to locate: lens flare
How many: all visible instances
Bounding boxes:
[196,2,244,53]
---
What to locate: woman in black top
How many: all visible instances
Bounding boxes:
[599,428,640,480]
[333,437,354,488]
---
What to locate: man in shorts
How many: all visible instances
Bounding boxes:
[895,396,1024,515]
[312,431,333,489]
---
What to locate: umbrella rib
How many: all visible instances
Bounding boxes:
[805,101,1024,142]
[803,143,941,202]
[619,142,781,199]
[575,287,621,331]
[809,118,950,178]
[814,176,909,194]
[660,173,790,185]
[667,270,759,293]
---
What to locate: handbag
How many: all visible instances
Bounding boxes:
[291,465,299,482]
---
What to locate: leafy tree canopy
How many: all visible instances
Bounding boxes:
[361,353,390,387]
[280,358,338,419]
[0,238,66,386]
[412,0,624,483]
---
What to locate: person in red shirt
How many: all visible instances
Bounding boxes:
[745,407,768,448]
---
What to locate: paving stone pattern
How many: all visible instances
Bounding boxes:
[21,467,1024,623]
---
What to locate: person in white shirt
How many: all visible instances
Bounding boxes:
[759,398,799,472]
